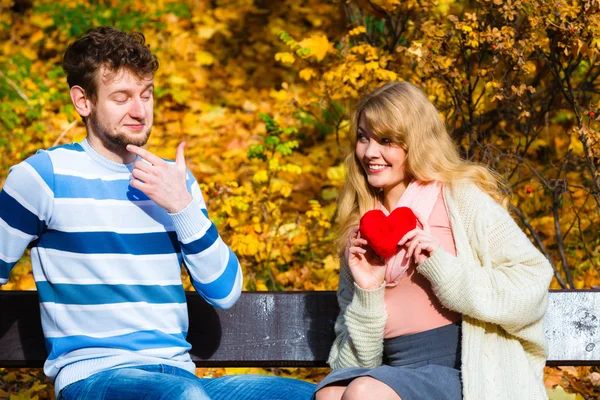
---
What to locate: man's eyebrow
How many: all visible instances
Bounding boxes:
[109,84,154,96]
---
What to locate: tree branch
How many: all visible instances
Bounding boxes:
[0,70,30,104]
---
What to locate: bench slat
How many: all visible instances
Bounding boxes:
[0,290,597,367]
[185,291,338,367]
[545,291,599,365]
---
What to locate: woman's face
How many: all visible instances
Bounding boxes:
[355,115,408,196]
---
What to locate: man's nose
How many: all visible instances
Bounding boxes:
[129,98,147,119]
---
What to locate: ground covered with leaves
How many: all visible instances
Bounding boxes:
[1,0,600,398]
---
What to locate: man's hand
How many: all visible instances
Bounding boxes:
[127,142,193,214]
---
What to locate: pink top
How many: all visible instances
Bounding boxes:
[384,191,461,338]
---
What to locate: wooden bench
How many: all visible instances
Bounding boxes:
[0,290,599,368]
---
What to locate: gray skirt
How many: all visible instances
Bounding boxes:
[315,322,462,400]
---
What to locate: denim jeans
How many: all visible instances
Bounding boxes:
[58,364,317,400]
[201,374,317,400]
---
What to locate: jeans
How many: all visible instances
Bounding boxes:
[58,364,317,400]
[202,374,317,400]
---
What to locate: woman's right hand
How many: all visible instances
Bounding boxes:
[346,226,386,290]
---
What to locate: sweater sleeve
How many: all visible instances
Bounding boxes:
[0,152,55,285]
[169,173,242,309]
[417,189,553,335]
[327,257,388,369]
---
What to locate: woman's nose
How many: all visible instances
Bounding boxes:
[364,140,381,158]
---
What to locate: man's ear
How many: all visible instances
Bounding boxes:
[70,86,92,117]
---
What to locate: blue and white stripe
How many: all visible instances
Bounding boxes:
[0,139,242,395]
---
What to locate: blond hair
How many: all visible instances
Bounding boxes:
[335,81,507,253]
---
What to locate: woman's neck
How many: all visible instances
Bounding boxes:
[382,179,412,211]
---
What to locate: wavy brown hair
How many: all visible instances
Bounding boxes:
[62,26,159,103]
[335,81,508,253]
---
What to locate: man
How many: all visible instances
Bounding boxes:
[0,27,315,399]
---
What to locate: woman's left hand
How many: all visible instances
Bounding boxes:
[398,211,441,265]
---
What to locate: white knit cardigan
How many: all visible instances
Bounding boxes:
[327,182,553,400]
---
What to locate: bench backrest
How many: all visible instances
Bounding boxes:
[0,290,598,367]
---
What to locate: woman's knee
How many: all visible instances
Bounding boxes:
[342,377,400,400]
[315,385,346,400]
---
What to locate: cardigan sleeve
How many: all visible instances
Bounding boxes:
[417,188,553,336]
[327,256,388,369]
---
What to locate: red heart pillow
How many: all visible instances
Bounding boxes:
[359,207,418,259]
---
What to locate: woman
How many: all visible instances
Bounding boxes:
[315,81,553,400]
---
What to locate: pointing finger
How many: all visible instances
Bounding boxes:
[126,144,165,166]
[176,142,187,170]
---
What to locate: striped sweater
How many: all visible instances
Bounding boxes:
[0,139,242,395]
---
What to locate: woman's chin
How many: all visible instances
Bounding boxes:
[367,180,386,191]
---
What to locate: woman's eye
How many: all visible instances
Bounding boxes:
[357,133,368,142]
[381,137,392,144]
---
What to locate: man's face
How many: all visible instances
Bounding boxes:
[87,66,154,151]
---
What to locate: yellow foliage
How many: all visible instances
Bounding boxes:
[407,43,424,58]
[1,0,600,395]
[349,26,366,36]
[195,51,216,66]
[252,170,269,184]
[326,164,345,181]
[547,385,585,400]
[298,34,331,61]
[299,67,317,81]
[569,132,584,155]
[280,163,302,174]
[29,15,53,29]
[275,52,296,65]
